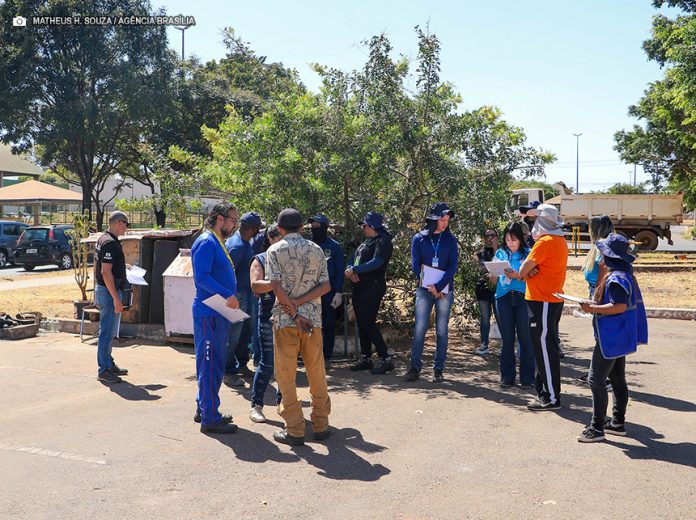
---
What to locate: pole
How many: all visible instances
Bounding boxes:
[573,133,582,194]
[174,25,191,60]
[633,164,637,186]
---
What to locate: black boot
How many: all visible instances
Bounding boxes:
[371,356,395,375]
[350,355,374,372]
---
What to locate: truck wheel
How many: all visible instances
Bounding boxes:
[635,230,659,250]
[24,264,35,271]
[0,250,7,268]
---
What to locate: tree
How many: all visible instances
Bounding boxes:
[199,28,554,323]
[0,0,176,229]
[605,182,648,194]
[614,1,696,209]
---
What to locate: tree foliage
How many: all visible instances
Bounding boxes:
[605,182,648,195]
[614,1,696,209]
[198,28,554,324]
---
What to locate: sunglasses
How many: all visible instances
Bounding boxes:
[484,233,497,238]
[119,220,131,228]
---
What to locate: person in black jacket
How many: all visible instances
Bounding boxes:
[346,212,394,375]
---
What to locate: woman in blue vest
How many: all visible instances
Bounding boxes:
[248,224,283,423]
[491,222,534,387]
[578,234,648,443]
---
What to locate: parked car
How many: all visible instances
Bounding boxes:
[14,225,74,271]
[0,220,30,268]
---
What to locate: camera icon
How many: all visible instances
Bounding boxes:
[13,16,27,27]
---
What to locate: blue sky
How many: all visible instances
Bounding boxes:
[158,0,672,193]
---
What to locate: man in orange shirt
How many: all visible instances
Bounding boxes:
[519,204,568,411]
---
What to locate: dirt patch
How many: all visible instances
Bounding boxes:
[564,269,696,308]
[0,283,79,318]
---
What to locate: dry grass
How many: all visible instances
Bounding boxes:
[0,270,75,282]
[0,284,80,318]
[564,269,696,309]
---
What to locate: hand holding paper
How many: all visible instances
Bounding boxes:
[203,294,249,323]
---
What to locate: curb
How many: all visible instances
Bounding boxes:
[562,304,696,321]
[40,318,166,342]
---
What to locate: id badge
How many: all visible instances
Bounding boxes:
[431,257,439,268]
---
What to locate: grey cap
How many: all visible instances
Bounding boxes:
[108,210,129,223]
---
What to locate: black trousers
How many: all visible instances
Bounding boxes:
[528,300,564,405]
[589,344,629,428]
[352,280,388,359]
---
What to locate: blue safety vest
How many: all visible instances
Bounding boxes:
[593,271,648,359]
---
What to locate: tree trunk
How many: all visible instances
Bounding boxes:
[155,207,166,227]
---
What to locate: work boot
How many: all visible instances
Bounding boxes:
[350,355,374,372]
[97,370,122,384]
[404,367,420,382]
[370,357,394,375]
[313,428,331,441]
[200,421,238,434]
[194,411,233,424]
[432,369,444,383]
[273,429,304,446]
[109,363,128,376]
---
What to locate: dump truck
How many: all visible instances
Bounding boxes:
[510,189,684,250]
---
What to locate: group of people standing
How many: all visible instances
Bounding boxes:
[90,199,648,447]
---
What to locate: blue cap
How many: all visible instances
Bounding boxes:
[596,233,636,265]
[425,202,455,221]
[360,211,384,230]
[240,211,264,228]
[307,213,330,226]
[518,200,541,214]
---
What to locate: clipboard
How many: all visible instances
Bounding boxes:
[552,292,593,305]
[421,265,450,294]
[203,294,250,323]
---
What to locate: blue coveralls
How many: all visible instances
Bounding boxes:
[191,231,237,426]
[316,237,345,360]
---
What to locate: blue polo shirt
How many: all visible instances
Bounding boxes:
[225,231,253,294]
[191,231,237,318]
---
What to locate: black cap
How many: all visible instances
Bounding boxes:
[277,208,303,229]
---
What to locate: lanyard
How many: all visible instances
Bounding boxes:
[429,233,442,258]
[212,231,236,270]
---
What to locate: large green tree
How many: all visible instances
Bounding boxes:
[199,28,553,323]
[614,1,696,209]
[0,0,175,229]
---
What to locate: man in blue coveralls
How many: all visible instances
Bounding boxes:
[224,211,264,385]
[191,202,240,434]
[308,214,345,366]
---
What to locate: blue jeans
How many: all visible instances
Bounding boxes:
[225,290,254,374]
[495,291,535,385]
[410,288,454,372]
[251,319,281,407]
[95,284,122,374]
[478,297,500,346]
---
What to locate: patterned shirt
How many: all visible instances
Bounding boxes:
[266,233,329,329]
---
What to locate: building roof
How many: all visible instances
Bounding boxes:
[0,179,82,203]
[0,144,43,177]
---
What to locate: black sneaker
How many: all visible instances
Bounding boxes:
[200,421,238,434]
[577,373,588,383]
[577,426,605,443]
[432,369,444,383]
[500,380,514,387]
[603,417,627,436]
[370,357,394,375]
[97,370,122,384]
[527,397,561,411]
[109,363,128,376]
[194,411,233,424]
[404,367,420,382]
[313,428,331,441]
[273,429,305,446]
[350,356,374,372]
[237,365,256,378]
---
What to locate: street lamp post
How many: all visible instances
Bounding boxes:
[573,133,582,194]
[174,24,192,60]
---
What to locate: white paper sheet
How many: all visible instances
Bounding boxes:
[483,260,512,277]
[421,265,450,294]
[203,294,250,323]
[552,292,594,305]
[126,265,148,286]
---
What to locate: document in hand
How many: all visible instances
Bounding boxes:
[126,265,148,286]
[203,294,250,323]
[552,292,593,305]
[483,260,512,277]
[421,265,450,293]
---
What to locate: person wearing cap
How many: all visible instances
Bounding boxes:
[404,202,458,383]
[518,200,541,249]
[346,211,395,375]
[577,233,648,442]
[191,202,241,434]
[248,224,283,423]
[518,203,569,411]
[474,228,501,356]
[94,210,131,384]
[224,211,264,385]
[308,213,345,366]
[267,208,332,446]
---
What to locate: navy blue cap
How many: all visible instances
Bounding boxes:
[307,213,330,226]
[240,211,264,228]
[277,208,303,229]
[425,202,455,221]
[360,211,384,230]
[596,233,636,265]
